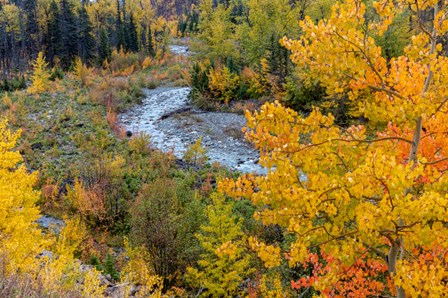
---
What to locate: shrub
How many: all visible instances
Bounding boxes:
[0,76,26,92]
[65,155,131,232]
[208,65,241,105]
[73,57,91,87]
[141,56,154,69]
[183,137,208,168]
[119,239,163,297]
[190,61,212,93]
[241,66,267,99]
[109,49,145,76]
[282,74,325,112]
[65,179,107,223]
[130,178,180,278]
[130,178,205,286]
[106,108,119,133]
[50,66,65,81]
[128,132,152,155]
[89,76,144,112]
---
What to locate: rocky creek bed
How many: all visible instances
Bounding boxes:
[118,86,266,174]
[118,44,265,174]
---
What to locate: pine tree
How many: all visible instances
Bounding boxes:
[186,192,252,297]
[115,0,124,50]
[23,0,39,59]
[266,33,289,81]
[128,13,138,52]
[59,0,78,68]
[44,0,62,66]
[98,28,111,64]
[104,253,120,281]
[28,52,51,94]
[147,25,155,57]
[77,5,96,64]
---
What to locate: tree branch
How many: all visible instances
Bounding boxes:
[363,242,387,259]
[422,157,448,165]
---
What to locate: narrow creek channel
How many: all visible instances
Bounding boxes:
[119,45,265,174]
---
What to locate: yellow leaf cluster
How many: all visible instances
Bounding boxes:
[394,250,447,297]
[248,237,281,269]
[120,238,163,298]
[259,273,286,298]
[281,0,448,127]
[220,98,448,291]
[0,119,108,295]
[208,66,240,105]
[142,56,154,69]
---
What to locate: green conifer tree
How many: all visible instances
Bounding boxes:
[98,28,112,64]
[78,5,96,64]
[147,25,155,56]
[186,192,253,297]
[128,13,138,52]
[115,0,124,50]
[60,0,78,68]
[45,0,62,65]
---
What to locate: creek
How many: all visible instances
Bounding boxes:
[119,45,265,174]
[119,86,266,174]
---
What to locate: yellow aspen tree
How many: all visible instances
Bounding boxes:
[220,0,448,297]
[0,120,105,294]
[238,0,299,65]
[28,52,51,94]
[85,0,116,36]
[0,3,20,35]
[0,118,47,273]
[125,0,155,48]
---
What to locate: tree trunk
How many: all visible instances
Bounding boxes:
[387,3,438,297]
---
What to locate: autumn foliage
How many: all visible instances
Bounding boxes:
[220,0,448,297]
[0,118,45,273]
[0,119,106,294]
[27,52,50,94]
[291,251,392,297]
